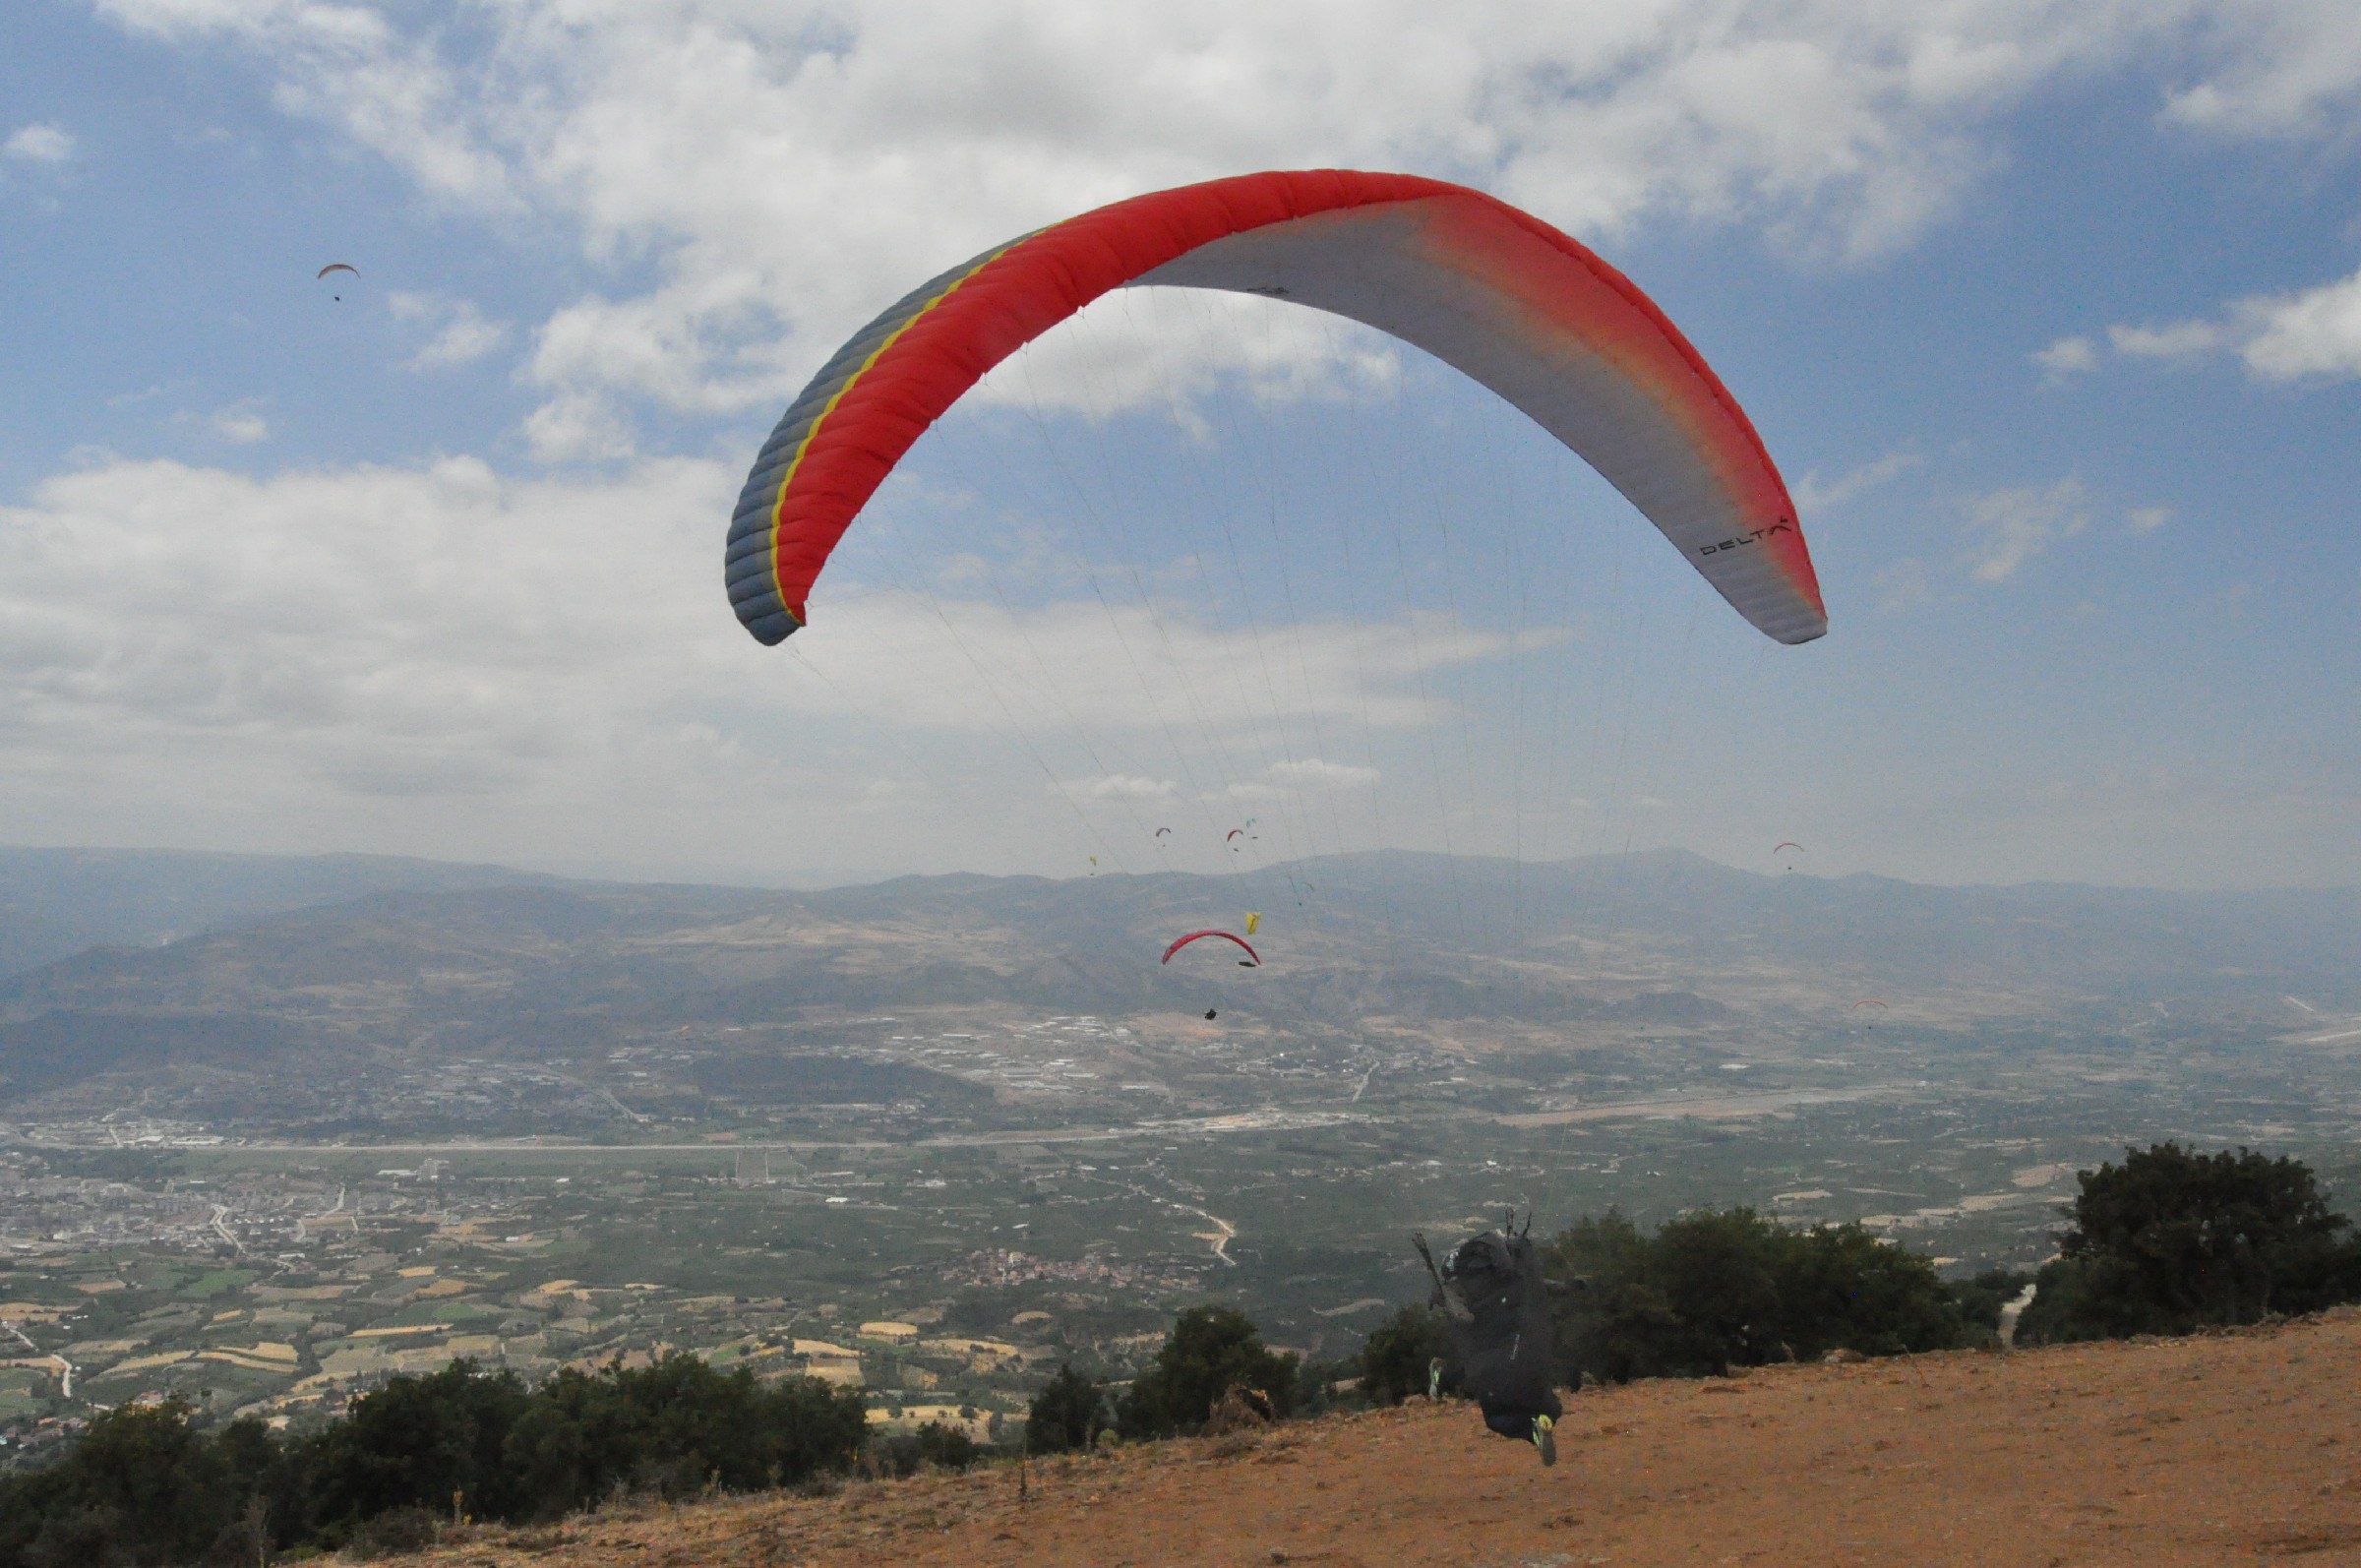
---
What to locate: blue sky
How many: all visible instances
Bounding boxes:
[2,2,2357,891]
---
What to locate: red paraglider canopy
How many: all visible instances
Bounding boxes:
[726,169,1827,648]
[1161,930,1261,967]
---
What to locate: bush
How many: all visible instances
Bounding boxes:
[1024,1363,1106,1454]
[1357,1303,1452,1405]
[877,1420,978,1478]
[1544,1206,1975,1384]
[487,1354,866,1517]
[1116,1307,1298,1439]
[297,1359,529,1535]
[344,1505,442,1560]
[0,1400,279,1568]
[2016,1144,2361,1343]
[1288,1356,1359,1417]
[0,1353,874,1566]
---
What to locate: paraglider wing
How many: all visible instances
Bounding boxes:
[1160,929,1262,967]
[727,170,1826,648]
[316,263,358,279]
[1244,911,1261,936]
[1851,997,1887,1009]
[1226,829,1244,842]
[1155,826,1172,837]
[1773,841,1804,855]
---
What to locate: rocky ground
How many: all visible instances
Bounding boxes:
[408,1310,2361,1568]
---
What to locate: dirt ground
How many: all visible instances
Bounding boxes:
[413,1309,2361,1568]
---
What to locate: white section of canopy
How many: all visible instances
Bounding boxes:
[1133,200,1825,645]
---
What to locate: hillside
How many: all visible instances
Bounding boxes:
[412,1312,2361,1568]
[3,847,2356,1114]
[0,845,550,982]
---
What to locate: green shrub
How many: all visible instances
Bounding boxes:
[1544,1206,1975,1384]
[1024,1363,1106,1454]
[0,1353,873,1565]
[877,1419,979,1477]
[1115,1306,1298,1439]
[2016,1144,2361,1343]
[0,1400,278,1568]
[1356,1303,1452,1405]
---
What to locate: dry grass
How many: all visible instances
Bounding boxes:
[406,1308,2361,1568]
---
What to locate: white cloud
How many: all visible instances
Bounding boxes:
[0,452,1542,871]
[2107,318,2228,362]
[173,400,271,443]
[2126,506,2171,534]
[210,405,270,444]
[2158,0,2361,139]
[3,123,77,164]
[2088,263,2361,383]
[521,392,636,464]
[1869,558,1933,616]
[2031,334,2098,380]
[1265,757,1380,790]
[391,292,509,370]
[93,2,2361,449]
[1790,450,1919,513]
[1074,773,1177,802]
[2236,266,2361,381]
[786,595,1532,735]
[1962,477,2087,583]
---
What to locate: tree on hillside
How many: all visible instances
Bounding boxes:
[1025,1363,1107,1453]
[1544,1207,1974,1383]
[2017,1144,2361,1343]
[0,1399,278,1568]
[1358,1303,1453,1405]
[1116,1307,1298,1439]
[296,1358,530,1537]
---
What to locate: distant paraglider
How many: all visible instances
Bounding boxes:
[317,262,357,301]
[1774,841,1804,871]
[1852,997,1888,1030]
[1161,930,1261,968]
[1244,911,1261,936]
[1155,826,1172,838]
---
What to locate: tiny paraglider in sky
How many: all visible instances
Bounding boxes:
[316,262,357,301]
[1245,911,1261,936]
[1155,826,1172,838]
[1774,841,1804,871]
[1161,929,1261,967]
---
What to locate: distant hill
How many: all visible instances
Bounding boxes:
[0,845,554,981]
[0,846,2353,1106]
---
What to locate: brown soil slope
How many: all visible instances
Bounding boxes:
[415,1311,2361,1568]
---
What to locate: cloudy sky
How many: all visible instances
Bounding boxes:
[2,1,2357,891]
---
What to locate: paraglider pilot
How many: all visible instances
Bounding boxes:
[1415,1215,1582,1465]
